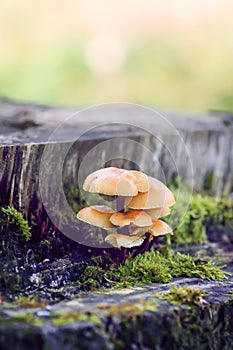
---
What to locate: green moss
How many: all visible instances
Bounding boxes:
[97,300,157,317]
[40,239,51,247]
[165,192,233,244]
[64,185,86,213]
[203,171,215,193]
[78,247,227,290]
[155,285,207,305]
[9,309,102,327]
[113,247,226,285]
[1,312,43,327]
[74,257,106,291]
[15,295,47,308]
[51,311,102,326]
[6,301,156,328]
[0,205,31,241]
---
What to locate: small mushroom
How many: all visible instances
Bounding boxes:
[105,232,145,248]
[91,205,115,214]
[130,219,173,237]
[105,232,145,264]
[125,176,175,209]
[83,167,137,196]
[110,209,153,227]
[83,167,149,196]
[77,206,116,230]
[77,167,176,264]
[130,220,173,257]
[144,206,171,220]
[129,170,149,192]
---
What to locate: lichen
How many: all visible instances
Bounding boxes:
[155,285,207,305]
[3,300,157,330]
[14,295,47,308]
[97,300,157,317]
[10,313,44,327]
[51,311,102,326]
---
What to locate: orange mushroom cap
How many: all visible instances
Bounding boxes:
[130,219,173,237]
[105,232,145,248]
[144,206,171,220]
[77,206,116,230]
[83,167,149,196]
[110,209,153,227]
[125,176,175,209]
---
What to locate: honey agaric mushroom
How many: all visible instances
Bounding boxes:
[129,170,150,193]
[76,167,175,264]
[125,176,175,209]
[77,206,116,230]
[91,205,115,214]
[130,220,173,256]
[105,232,144,248]
[144,206,171,220]
[105,232,145,264]
[83,167,149,196]
[110,209,153,227]
[131,220,173,237]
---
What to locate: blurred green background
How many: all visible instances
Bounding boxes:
[0,0,233,111]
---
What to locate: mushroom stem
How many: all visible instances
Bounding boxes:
[147,236,158,251]
[117,225,129,235]
[116,196,128,235]
[132,232,151,258]
[116,196,125,212]
[119,247,127,265]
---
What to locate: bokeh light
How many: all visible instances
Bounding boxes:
[84,34,126,76]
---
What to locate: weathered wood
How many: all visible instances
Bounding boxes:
[1,267,233,350]
[0,99,232,240]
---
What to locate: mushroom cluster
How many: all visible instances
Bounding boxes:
[77,167,175,263]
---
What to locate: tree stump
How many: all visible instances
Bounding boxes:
[0,99,233,350]
[0,99,232,239]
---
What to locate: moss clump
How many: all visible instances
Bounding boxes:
[7,301,156,328]
[165,193,233,244]
[155,285,207,306]
[203,171,215,192]
[111,247,226,285]
[0,205,31,241]
[51,311,101,326]
[97,300,157,317]
[8,310,102,327]
[14,295,47,308]
[78,247,227,290]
